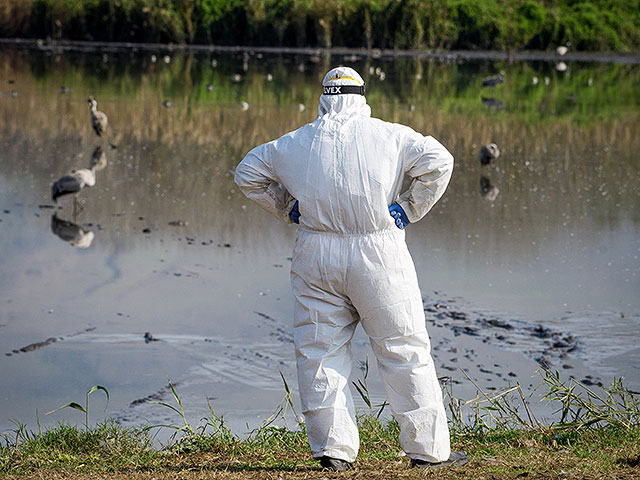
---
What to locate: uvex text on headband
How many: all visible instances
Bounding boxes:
[322,84,366,95]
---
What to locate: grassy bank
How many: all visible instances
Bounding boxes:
[1,0,639,52]
[2,371,639,478]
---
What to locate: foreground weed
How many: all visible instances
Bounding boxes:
[541,369,640,430]
[46,385,109,429]
[148,381,196,444]
[258,372,303,432]
[353,357,388,419]
[442,371,538,435]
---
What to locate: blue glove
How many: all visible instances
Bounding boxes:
[389,203,410,229]
[289,200,300,224]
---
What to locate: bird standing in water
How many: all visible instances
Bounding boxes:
[51,167,96,218]
[88,96,108,136]
[479,143,501,165]
[481,71,504,87]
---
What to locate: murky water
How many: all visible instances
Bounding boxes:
[1,44,639,437]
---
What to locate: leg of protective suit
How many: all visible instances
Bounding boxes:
[291,231,360,463]
[348,230,451,463]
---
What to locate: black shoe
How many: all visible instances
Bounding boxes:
[319,456,353,471]
[410,451,469,469]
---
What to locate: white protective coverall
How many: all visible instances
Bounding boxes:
[234,67,454,463]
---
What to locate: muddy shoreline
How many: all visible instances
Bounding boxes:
[2,288,615,430]
[2,38,639,64]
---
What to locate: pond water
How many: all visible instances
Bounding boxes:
[1,43,639,438]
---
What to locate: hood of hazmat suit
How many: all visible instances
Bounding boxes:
[235,66,454,464]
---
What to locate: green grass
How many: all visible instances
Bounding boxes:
[0,420,158,473]
[1,0,639,52]
[1,369,638,477]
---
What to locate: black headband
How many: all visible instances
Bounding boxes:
[322,85,366,95]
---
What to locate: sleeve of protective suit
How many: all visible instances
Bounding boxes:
[234,142,297,223]
[396,130,454,224]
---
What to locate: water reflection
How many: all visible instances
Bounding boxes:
[481,96,504,110]
[479,176,500,201]
[90,145,108,171]
[50,213,95,248]
[0,45,639,435]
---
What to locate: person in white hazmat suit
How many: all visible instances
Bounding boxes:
[234,66,468,471]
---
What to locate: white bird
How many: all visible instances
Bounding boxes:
[240,101,250,111]
[556,42,570,56]
[51,168,96,203]
[88,97,108,136]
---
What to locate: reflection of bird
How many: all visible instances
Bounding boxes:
[51,168,96,202]
[88,97,108,136]
[50,214,95,248]
[480,176,500,201]
[481,97,503,110]
[479,143,500,165]
[90,145,107,171]
[482,71,504,87]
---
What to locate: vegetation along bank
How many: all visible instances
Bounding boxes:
[1,0,639,52]
[1,370,639,478]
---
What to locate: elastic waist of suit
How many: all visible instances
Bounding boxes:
[298,226,401,238]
